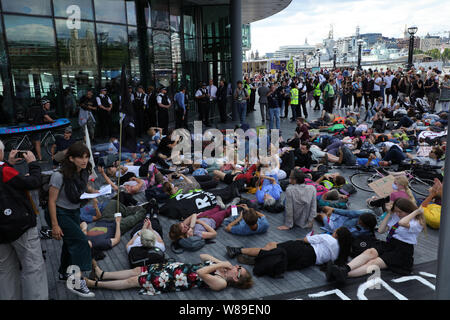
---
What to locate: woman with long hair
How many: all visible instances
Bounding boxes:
[367,175,416,212]
[85,254,252,294]
[328,198,426,284]
[48,142,98,298]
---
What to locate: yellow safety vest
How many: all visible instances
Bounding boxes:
[314,83,321,97]
[290,88,299,105]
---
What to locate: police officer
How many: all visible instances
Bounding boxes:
[290,82,299,121]
[157,87,172,135]
[298,77,308,119]
[195,83,209,126]
[134,85,147,137]
[96,88,113,139]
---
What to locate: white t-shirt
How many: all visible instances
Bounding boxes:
[388,214,423,245]
[373,77,382,91]
[384,75,395,89]
[306,233,339,265]
[116,165,141,178]
[127,230,165,254]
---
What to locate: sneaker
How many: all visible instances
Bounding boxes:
[237,254,256,265]
[67,279,95,298]
[226,246,242,259]
[216,196,226,210]
[331,264,348,286]
[226,197,241,208]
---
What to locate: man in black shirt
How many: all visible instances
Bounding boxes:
[134,85,147,138]
[96,88,113,139]
[391,73,400,103]
[50,126,76,166]
[411,74,425,101]
[217,79,228,123]
[294,142,313,169]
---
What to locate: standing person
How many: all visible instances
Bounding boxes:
[195,83,209,127]
[439,74,450,112]
[47,142,98,298]
[372,72,382,101]
[78,89,97,143]
[63,87,76,118]
[384,70,395,105]
[323,77,336,115]
[353,77,363,111]
[248,78,257,112]
[145,86,158,129]
[290,83,299,121]
[267,84,280,130]
[30,98,55,161]
[424,73,440,112]
[283,80,291,119]
[298,78,308,119]
[411,73,425,102]
[174,86,187,129]
[217,79,228,123]
[391,72,400,103]
[258,81,270,122]
[157,87,172,135]
[313,78,322,110]
[96,88,113,139]
[398,74,411,101]
[234,81,249,125]
[133,85,147,138]
[0,144,48,300]
[306,77,315,108]
[207,79,217,125]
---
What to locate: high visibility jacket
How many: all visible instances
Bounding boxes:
[244,82,251,97]
[314,83,321,97]
[333,116,345,124]
[290,88,299,105]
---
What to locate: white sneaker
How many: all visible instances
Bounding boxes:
[67,279,95,298]
[216,196,226,209]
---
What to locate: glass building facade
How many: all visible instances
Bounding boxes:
[0,0,233,127]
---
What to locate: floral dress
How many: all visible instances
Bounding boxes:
[138,260,214,295]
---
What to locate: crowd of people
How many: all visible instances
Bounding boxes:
[0,63,449,300]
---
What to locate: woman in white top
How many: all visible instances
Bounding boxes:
[226,227,353,270]
[328,198,425,284]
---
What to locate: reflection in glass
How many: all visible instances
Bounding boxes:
[153,30,171,88]
[53,0,94,20]
[128,26,140,82]
[0,15,13,124]
[151,0,169,30]
[94,0,126,24]
[169,0,181,32]
[1,0,51,16]
[96,23,128,86]
[126,0,137,25]
[55,19,98,100]
[4,14,59,117]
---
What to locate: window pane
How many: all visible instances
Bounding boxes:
[128,26,140,82]
[153,29,171,88]
[94,0,126,24]
[55,19,98,101]
[53,0,94,20]
[0,15,14,124]
[126,0,136,25]
[96,23,128,86]
[1,0,51,16]
[3,14,60,117]
[151,0,169,30]
[183,10,196,36]
[169,0,181,32]
[171,32,181,66]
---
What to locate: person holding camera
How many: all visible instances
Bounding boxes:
[0,141,48,300]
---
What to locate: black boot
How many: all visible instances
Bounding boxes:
[226,246,243,259]
[331,264,349,285]
[325,261,335,282]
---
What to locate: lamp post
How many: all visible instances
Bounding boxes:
[333,46,338,69]
[357,39,364,70]
[316,48,321,68]
[407,26,418,71]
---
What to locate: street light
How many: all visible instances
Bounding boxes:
[357,39,364,70]
[333,46,338,69]
[316,48,321,68]
[407,25,418,71]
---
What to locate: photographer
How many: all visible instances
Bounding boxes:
[0,142,48,300]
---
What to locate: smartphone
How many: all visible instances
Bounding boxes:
[231,206,238,217]
[15,151,27,158]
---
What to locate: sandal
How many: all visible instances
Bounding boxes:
[89,260,105,281]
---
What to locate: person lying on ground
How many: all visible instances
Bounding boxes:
[127,216,165,253]
[255,174,282,207]
[85,253,253,294]
[226,227,352,270]
[80,214,122,257]
[223,204,269,235]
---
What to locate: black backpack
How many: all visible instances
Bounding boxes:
[0,167,37,243]
[38,173,53,209]
[25,105,43,124]
[128,246,166,268]
[351,234,378,258]
[253,247,288,278]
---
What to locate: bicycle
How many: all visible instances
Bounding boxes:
[350,162,437,197]
[3,129,64,163]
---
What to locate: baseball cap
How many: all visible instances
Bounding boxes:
[41,98,50,105]
[64,126,73,133]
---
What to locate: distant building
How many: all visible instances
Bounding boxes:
[420,34,442,52]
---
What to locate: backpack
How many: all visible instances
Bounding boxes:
[38,173,53,209]
[339,183,357,196]
[128,246,166,268]
[0,166,37,243]
[171,236,206,253]
[253,247,288,278]
[351,234,378,258]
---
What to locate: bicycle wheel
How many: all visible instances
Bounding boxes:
[409,177,434,197]
[350,172,378,193]
[3,137,21,152]
[44,133,58,157]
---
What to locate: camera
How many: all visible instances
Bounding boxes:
[15,151,27,158]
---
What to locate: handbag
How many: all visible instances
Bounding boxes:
[128,246,166,268]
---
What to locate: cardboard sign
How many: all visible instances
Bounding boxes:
[368,172,406,198]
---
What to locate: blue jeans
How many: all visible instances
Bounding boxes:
[237,101,247,124]
[269,107,280,130]
[322,208,374,233]
[364,108,376,121]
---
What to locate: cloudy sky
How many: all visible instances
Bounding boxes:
[250,0,450,55]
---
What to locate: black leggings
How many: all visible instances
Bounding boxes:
[368,196,390,212]
[194,175,219,190]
